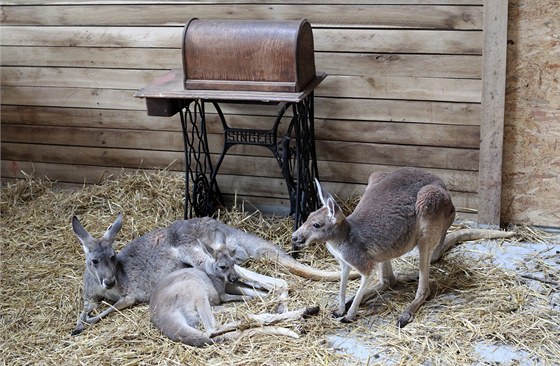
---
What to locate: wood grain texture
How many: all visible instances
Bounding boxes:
[2,47,482,78]
[1,106,479,148]
[1,26,482,54]
[1,67,481,102]
[1,4,482,29]
[0,1,496,221]
[477,0,508,226]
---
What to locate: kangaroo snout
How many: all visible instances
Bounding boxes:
[291,233,306,247]
[228,272,240,283]
[102,277,116,289]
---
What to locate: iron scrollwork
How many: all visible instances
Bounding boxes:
[178,94,319,232]
[179,100,223,218]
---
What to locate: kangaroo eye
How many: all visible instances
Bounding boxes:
[219,265,228,270]
[313,223,322,229]
[92,259,99,266]
[110,255,116,261]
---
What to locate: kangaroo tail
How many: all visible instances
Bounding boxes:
[152,317,213,347]
[444,228,515,250]
[432,228,515,263]
[266,251,360,281]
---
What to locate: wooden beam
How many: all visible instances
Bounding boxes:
[478,0,508,226]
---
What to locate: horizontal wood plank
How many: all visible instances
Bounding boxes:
[0,66,162,90]
[0,46,181,70]
[2,124,479,170]
[1,106,480,148]
[1,46,482,78]
[1,1,483,5]
[1,159,478,212]
[1,4,482,30]
[0,106,180,131]
[1,153,474,191]
[1,86,481,125]
[1,67,482,102]
[1,26,482,54]
[1,86,146,110]
[314,140,478,170]
[318,75,481,102]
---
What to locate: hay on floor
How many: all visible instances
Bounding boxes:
[1,171,559,365]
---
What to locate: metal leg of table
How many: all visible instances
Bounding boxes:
[179,100,223,219]
[290,94,319,234]
[177,96,319,256]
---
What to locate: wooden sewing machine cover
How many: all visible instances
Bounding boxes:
[182,18,317,93]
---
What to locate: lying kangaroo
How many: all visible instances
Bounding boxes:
[71,212,187,335]
[150,230,318,346]
[291,167,513,327]
[172,217,349,281]
[71,212,335,334]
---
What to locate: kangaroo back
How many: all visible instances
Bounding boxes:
[171,216,349,281]
[149,268,217,347]
[116,227,187,303]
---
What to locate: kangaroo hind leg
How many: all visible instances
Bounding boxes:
[397,184,454,328]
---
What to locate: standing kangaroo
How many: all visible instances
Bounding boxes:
[291,167,457,327]
[149,230,319,346]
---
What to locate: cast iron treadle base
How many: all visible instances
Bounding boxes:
[178,94,319,238]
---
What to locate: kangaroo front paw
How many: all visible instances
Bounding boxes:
[71,327,83,336]
[340,315,356,323]
[331,308,346,318]
[396,312,413,328]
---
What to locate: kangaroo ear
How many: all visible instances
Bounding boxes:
[213,229,226,247]
[198,238,213,257]
[102,212,123,242]
[212,229,230,255]
[315,178,333,207]
[72,215,94,253]
[326,196,341,221]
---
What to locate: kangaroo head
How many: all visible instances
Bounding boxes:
[292,179,346,248]
[202,229,239,283]
[72,213,122,289]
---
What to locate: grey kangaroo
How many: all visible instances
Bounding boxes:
[150,230,318,346]
[71,212,188,335]
[71,213,335,334]
[291,167,513,327]
[149,230,251,346]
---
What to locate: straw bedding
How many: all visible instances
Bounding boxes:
[1,171,559,365]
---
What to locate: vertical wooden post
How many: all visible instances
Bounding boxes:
[478,0,508,227]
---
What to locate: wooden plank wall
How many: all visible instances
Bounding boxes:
[1,0,484,220]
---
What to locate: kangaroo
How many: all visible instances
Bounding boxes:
[170,217,354,281]
[292,167,473,327]
[149,230,320,346]
[149,230,251,346]
[71,212,319,334]
[71,212,189,335]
